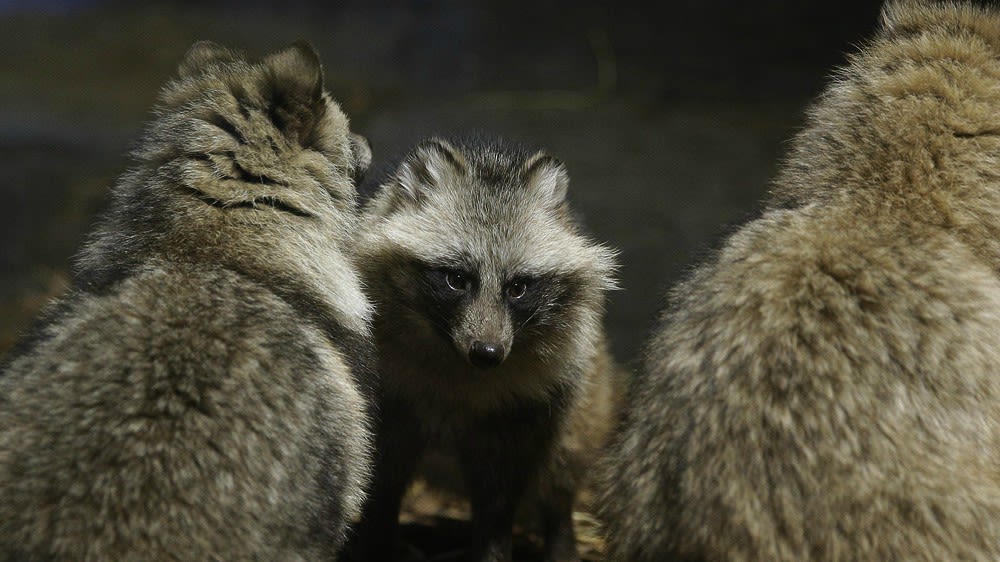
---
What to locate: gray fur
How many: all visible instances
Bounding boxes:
[599,2,1000,560]
[0,40,374,561]
[348,135,621,562]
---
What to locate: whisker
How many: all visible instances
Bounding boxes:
[512,305,544,337]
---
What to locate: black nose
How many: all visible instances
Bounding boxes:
[468,341,505,368]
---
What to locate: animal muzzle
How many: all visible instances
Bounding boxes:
[468,340,507,368]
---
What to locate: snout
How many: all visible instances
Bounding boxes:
[468,340,507,369]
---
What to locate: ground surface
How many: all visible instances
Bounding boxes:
[397,477,607,561]
[0,2,884,559]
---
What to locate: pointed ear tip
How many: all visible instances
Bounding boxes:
[546,153,567,168]
[185,39,220,55]
[192,39,220,48]
[267,40,323,74]
[527,150,565,168]
[264,40,325,101]
[178,40,234,77]
[289,40,322,66]
[551,158,569,176]
[536,155,570,181]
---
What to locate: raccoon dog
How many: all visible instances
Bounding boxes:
[348,135,619,562]
[0,41,374,561]
[600,2,1000,560]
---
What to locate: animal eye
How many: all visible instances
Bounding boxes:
[445,271,470,292]
[507,280,528,300]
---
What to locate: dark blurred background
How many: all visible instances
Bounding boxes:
[0,0,886,369]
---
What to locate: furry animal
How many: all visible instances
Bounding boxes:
[599,1,1000,560]
[0,40,375,561]
[347,135,620,562]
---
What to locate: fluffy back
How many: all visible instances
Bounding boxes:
[600,2,1000,560]
[772,0,1000,264]
[0,40,376,561]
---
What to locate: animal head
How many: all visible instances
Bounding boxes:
[149,39,371,221]
[76,40,372,292]
[361,136,618,370]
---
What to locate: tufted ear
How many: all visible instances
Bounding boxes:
[394,138,466,202]
[177,40,239,79]
[261,40,326,145]
[522,151,569,209]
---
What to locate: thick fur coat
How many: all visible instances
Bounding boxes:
[600,2,1000,560]
[348,136,621,562]
[0,41,374,561]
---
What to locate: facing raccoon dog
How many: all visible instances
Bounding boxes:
[348,135,619,562]
[0,41,374,561]
[600,1,1000,561]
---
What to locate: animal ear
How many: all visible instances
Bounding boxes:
[261,40,325,144]
[178,40,239,78]
[349,133,373,185]
[522,151,568,208]
[395,138,466,202]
